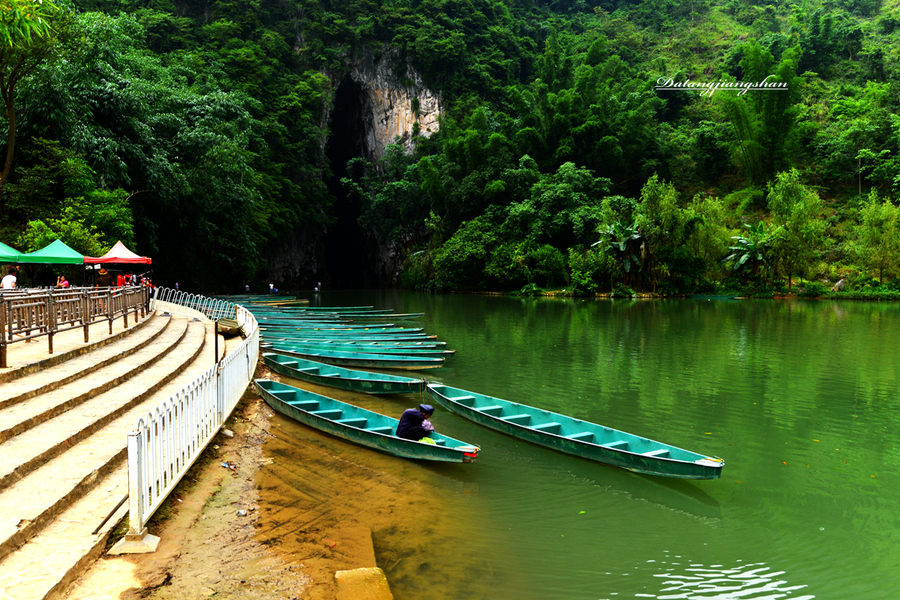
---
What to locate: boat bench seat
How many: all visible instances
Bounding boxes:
[643,449,670,458]
[602,440,629,450]
[296,367,319,373]
[311,409,342,419]
[270,390,296,400]
[336,418,367,428]
[451,395,477,407]
[288,400,320,410]
[531,422,561,434]
[566,432,594,442]
[368,426,394,435]
[478,405,504,417]
[504,414,531,425]
[434,439,446,446]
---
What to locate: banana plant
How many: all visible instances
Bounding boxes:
[593,220,642,290]
[724,221,771,281]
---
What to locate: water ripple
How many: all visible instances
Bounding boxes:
[648,559,814,600]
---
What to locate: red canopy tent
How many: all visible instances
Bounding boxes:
[84,241,152,264]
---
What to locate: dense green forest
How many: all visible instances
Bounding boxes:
[3,0,900,294]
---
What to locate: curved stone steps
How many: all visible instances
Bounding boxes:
[0,316,183,446]
[0,312,155,386]
[0,315,170,412]
[0,319,209,567]
[0,317,205,495]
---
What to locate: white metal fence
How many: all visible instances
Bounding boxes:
[149,287,238,320]
[124,289,258,542]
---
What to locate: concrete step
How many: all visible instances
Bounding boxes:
[0,315,170,411]
[0,316,182,448]
[0,319,220,600]
[0,313,154,385]
[0,462,130,600]
[0,322,207,578]
[0,318,208,567]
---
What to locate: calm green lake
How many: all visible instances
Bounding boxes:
[262,291,900,600]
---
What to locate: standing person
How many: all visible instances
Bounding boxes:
[1,268,16,289]
[396,404,436,440]
[96,268,114,287]
[56,275,70,288]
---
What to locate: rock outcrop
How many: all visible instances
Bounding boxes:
[330,48,441,161]
[267,47,440,287]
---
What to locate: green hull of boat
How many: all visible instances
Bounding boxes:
[261,337,447,349]
[263,353,426,394]
[216,318,243,336]
[268,344,445,370]
[259,326,423,335]
[259,322,404,330]
[426,383,723,479]
[254,379,479,462]
[261,341,454,357]
[262,332,437,342]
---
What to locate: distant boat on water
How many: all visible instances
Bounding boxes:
[262,353,427,394]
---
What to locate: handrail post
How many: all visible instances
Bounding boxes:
[109,430,160,554]
[107,289,113,334]
[82,290,89,342]
[48,293,56,355]
[0,299,7,369]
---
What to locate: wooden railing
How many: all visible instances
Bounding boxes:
[0,286,152,368]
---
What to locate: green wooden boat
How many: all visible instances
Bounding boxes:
[261,331,437,342]
[426,383,724,480]
[274,305,376,312]
[268,344,446,370]
[263,353,427,394]
[257,320,398,329]
[251,313,351,322]
[261,340,454,357]
[332,312,424,320]
[216,318,243,336]
[260,337,447,349]
[259,325,422,334]
[254,379,479,462]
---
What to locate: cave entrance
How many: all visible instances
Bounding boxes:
[323,75,369,288]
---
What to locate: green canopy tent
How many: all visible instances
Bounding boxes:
[17,240,84,264]
[0,242,20,262]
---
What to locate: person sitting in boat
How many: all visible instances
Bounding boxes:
[396,404,436,441]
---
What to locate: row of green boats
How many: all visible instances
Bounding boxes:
[240,298,725,479]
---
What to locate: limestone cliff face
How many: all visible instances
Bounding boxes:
[332,48,442,161]
[267,48,439,287]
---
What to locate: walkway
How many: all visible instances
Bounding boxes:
[0,303,221,600]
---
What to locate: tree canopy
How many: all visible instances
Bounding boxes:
[3,0,900,294]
